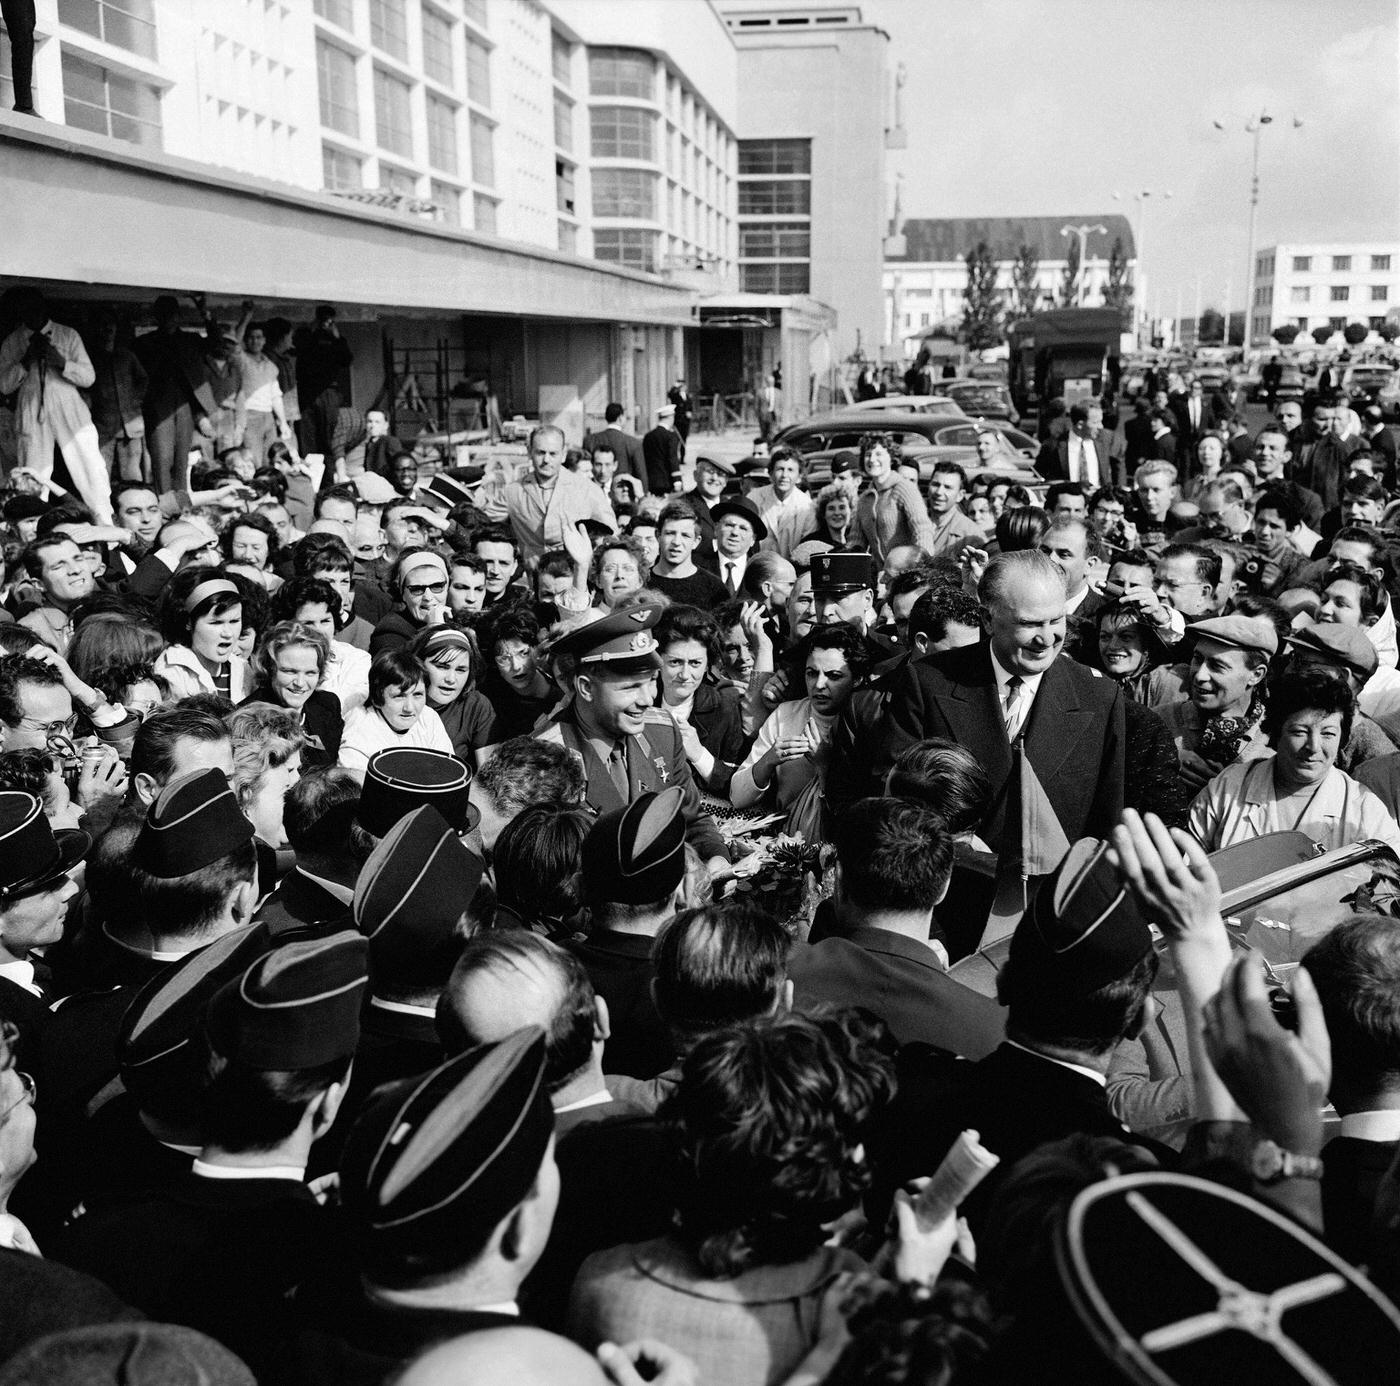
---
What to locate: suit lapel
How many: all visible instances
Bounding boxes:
[932,647,1013,784]
[1023,661,1093,783]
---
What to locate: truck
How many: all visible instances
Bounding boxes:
[1006,308,1127,428]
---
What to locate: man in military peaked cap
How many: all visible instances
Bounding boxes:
[50,931,369,1378]
[292,1028,558,1385]
[535,605,730,878]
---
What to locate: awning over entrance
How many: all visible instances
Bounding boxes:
[0,115,695,328]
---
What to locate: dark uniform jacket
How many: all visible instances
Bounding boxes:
[568,930,669,1080]
[873,1041,1175,1235]
[290,1291,523,1386]
[1322,1134,1400,1267]
[255,867,353,942]
[49,1171,334,1380]
[537,703,728,864]
[641,426,682,495]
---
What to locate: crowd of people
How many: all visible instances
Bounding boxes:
[1,289,1400,1383]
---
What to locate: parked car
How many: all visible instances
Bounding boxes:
[934,378,1020,425]
[772,411,1042,490]
[839,396,968,419]
[1342,364,1397,409]
[1378,370,1400,422]
[1275,367,1306,404]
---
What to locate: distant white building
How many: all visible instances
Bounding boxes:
[1251,243,1399,344]
[883,215,1136,353]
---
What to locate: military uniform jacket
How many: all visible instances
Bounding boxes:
[537,703,728,863]
[49,1171,334,1380]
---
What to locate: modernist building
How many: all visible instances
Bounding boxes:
[883,215,1136,354]
[1250,243,1399,344]
[2,0,890,432]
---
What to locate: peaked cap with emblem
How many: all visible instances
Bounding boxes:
[357,747,477,838]
[1013,837,1154,997]
[354,806,483,983]
[339,1027,552,1277]
[1057,1171,1400,1384]
[117,920,274,1112]
[811,549,877,595]
[133,768,254,878]
[581,786,686,906]
[204,930,368,1070]
[551,603,664,674]
[0,792,88,901]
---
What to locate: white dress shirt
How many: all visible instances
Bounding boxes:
[1070,434,1099,486]
[0,960,40,998]
[1337,1110,1400,1142]
[990,649,1046,744]
[718,554,747,593]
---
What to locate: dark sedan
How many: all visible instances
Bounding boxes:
[772,411,1042,489]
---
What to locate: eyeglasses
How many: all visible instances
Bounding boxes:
[405,580,447,598]
[17,714,78,741]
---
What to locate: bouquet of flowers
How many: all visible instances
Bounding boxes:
[730,832,833,935]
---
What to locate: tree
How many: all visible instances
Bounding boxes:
[1010,244,1041,320]
[1059,237,1081,307]
[1102,236,1133,320]
[961,241,1004,351]
[1272,324,1300,344]
[1198,307,1225,344]
[1380,320,1400,344]
[1312,325,1334,344]
[1344,322,1370,346]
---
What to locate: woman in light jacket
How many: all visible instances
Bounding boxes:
[155,567,251,704]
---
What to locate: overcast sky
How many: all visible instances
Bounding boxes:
[871,0,1399,315]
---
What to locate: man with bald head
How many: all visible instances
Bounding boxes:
[882,550,1125,891]
[399,1327,696,1386]
[439,931,635,1133]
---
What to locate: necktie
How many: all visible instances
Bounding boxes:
[607,741,629,797]
[1191,399,1199,429]
[724,561,738,596]
[1003,675,1026,742]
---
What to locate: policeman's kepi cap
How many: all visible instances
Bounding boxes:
[551,604,664,674]
[811,550,877,595]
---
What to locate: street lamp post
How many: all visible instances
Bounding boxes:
[1215,111,1302,348]
[1061,223,1107,307]
[1114,190,1172,349]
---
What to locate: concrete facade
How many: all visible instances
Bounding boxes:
[1252,242,1399,344]
[719,0,889,367]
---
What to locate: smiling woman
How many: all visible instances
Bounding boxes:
[1188,669,1400,856]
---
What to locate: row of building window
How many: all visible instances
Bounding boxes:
[1263,254,1392,275]
[316,2,490,105]
[58,0,158,62]
[316,39,493,184]
[737,138,811,295]
[1287,285,1390,303]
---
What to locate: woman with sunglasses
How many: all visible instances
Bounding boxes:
[369,548,453,656]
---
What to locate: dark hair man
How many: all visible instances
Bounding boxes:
[787,797,1004,1058]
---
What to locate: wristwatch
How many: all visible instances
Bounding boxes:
[1250,1138,1324,1184]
